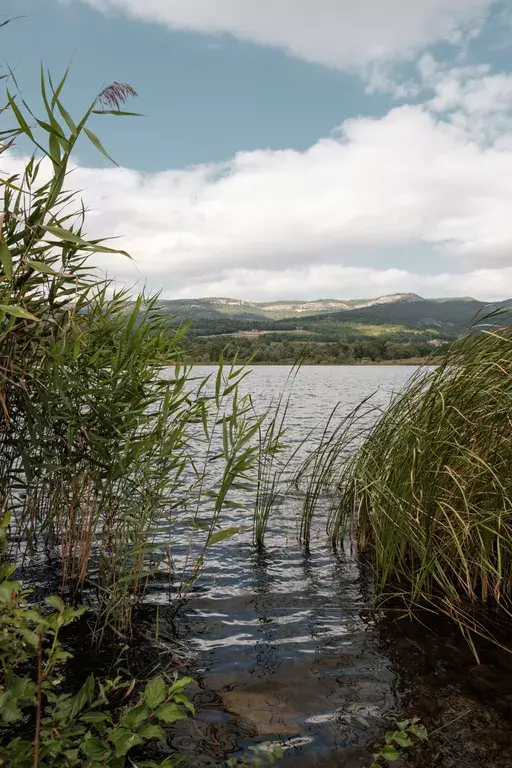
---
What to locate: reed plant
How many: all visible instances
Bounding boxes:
[311,325,512,645]
[0,70,285,636]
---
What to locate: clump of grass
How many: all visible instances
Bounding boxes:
[326,324,512,646]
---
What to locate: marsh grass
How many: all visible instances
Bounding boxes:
[294,323,512,647]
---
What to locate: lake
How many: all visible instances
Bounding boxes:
[126,365,509,768]
[178,365,413,765]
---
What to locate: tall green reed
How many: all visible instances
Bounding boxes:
[0,70,285,636]
[296,324,512,649]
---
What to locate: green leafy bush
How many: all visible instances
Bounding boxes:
[0,510,194,767]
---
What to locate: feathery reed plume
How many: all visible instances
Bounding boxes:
[96,82,138,110]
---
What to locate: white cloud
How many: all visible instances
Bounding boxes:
[4,102,508,301]
[42,1,512,301]
[69,0,493,71]
[418,54,512,116]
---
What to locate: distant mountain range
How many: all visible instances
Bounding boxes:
[153,293,511,336]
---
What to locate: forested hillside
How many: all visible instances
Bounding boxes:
[136,294,511,364]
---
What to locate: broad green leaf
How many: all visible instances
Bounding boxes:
[0,562,16,579]
[19,628,40,647]
[44,595,65,612]
[156,703,188,723]
[7,93,34,139]
[84,126,117,165]
[82,736,111,762]
[144,676,166,709]
[0,581,21,601]
[81,711,110,724]
[409,724,428,741]
[69,675,95,720]
[109,727,144,757]
[48,132,62,166]
[121,703,149,730]
[0,304,39,321]
[380,745,401,762]
[137,724,166,741]
[0,692,22,723]
[26,260,73,278]
[168,677,194,695]
[45,225,89,245]
[172,693,195,714]
[0,242,12,280]
[56,101,77,134]
[6,675,35,701]
[50,66,71,109]
[45,224,131,258]
[392,731,413,748]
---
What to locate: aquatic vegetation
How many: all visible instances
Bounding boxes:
[0,64,291,765]
[297,324,512,647]
[370,718,428,767]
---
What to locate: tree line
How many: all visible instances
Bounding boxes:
[184,335,443,364]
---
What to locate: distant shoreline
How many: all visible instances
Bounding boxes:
[180,357,435,367]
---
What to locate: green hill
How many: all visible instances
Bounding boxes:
[138,294,512,363]
[152,293,427,322]
[153,295,511,365]
[156,295,510,339]
[282,298,502,337]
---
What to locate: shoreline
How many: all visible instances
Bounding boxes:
[181,357,435,367]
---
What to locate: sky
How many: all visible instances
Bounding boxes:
[2,0,512,301]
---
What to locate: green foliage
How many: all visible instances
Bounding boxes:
[0,69,286,635]
[295,321,512,647]
[184,334,437,365]
[143,294,511,365]
[370,718,428,767]
[0,512,194,767]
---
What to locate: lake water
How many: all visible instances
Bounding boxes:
[69,365,512,767]
[153,365,512,768]
[173,366,416,766]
